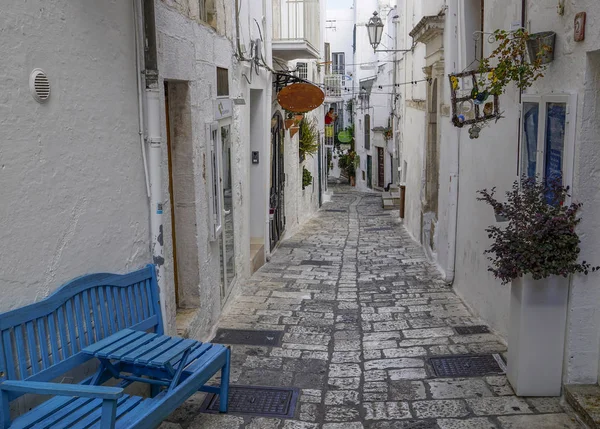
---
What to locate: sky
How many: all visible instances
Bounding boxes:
[327,0,353,9]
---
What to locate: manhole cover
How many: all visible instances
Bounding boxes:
[200,386,299,418]
[454,325,490,335]
[300,260,333,266]
[324,209,347,213]
[212,329,283,347]
[430,354,506,377]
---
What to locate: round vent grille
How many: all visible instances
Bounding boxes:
[29,69,50,103]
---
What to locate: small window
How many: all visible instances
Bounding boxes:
[216,67,229,97]
[199,0,217,29]
[520,95,575,193]
[296,62,308,80]
[332,53,345,75]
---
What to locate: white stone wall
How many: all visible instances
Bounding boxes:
[399,0,600,385]
[0,1,150,311]
[155,0,274,339]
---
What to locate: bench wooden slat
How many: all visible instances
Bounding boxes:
[74,295,87,349]
[42,397,103,429]
[94,331,148,359]
[1,330,15,380]
[81,291,95,345]
[9,396,79,429]
[15,325,28,379]
[133,284,145,321]
[37,318,51,369]
[56,308,70,359]
[90,288,103,342]
[108,333,159,361]
[66,300,79,355]
[73,395,143,429]
[83,329,138,355]
[133,337,186,366]
[148,339,196,367]
[118,336,172,364]
[102,287,117,336]
[126,287,137,326]
[25,322,39,375]
[119,288,129,327]
[47,313,61,364]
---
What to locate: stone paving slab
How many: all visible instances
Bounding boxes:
[161,184,584,429]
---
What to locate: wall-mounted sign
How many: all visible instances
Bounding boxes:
[277,83,325,113]
[574,12,586,42]
[214,98,232,120]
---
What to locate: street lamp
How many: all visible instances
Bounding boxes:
[366,11,412,53]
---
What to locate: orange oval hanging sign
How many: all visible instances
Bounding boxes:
[277,83,325,113]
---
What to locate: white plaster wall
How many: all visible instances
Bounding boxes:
[0,1,150,312]
[155,0,273,338]
[523,0,600,384]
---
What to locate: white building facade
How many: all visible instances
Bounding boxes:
[1,0,325,341]
[393,0,600,389]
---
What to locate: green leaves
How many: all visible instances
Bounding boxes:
[299,118,319,157]
[477,29,548,96]
[477,177,598,284]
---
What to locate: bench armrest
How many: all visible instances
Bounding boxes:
[0,380,124,400]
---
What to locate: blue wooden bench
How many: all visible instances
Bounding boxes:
[0,265,230,428]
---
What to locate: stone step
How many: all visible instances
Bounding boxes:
[382,199,399,210]
[565,384,600,428]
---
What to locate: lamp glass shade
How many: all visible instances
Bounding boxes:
[366,12,384,50]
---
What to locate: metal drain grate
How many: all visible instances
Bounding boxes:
[300,260,333,266]
[324,209,347,213]
[200,385,299,418]
[454,325,490,335]
[430,354,506,377]
[212,329,283,347]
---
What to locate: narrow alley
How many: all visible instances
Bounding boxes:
[163,184,581,429]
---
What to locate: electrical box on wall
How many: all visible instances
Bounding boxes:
[252,151,260,164]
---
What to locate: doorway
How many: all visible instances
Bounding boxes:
[249,89,266,274]
[164,81,200,309]
[218,123,236,303]
[377,147,385,188]
[270,112,285,250]
[367,155,373,188]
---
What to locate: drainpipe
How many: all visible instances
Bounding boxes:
[444,0,460,284]
[140,0,168,327]
[264,12,273,262]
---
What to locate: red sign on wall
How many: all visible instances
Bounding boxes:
[574,12,586,42]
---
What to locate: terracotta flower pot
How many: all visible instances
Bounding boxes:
[290,126,300,138]
[285,119,295,130]
[350,176,355,186]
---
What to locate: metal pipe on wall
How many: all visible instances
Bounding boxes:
[139,0,168,329]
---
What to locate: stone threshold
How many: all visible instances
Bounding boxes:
[565,383,600,428]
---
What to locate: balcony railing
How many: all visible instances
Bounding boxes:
[272,0,320,60]
[324,74,343,98]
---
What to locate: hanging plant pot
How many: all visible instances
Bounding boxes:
[527,31,556,64]
[294,114,304,123]
[290,126,300,138]
[285,119,295,130]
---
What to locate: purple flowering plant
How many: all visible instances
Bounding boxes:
[477,177,598,284]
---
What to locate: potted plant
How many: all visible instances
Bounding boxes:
[478,178,598,396]
[477,29,552,97]
[302,166,312,190]
[338,151,359,186]
[284,111,295,130]
[298,117,319,161]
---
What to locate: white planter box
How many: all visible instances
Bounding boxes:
[508,275,570,396]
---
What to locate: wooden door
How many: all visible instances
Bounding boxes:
[377,147,385,188]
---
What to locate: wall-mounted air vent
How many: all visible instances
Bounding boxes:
[29,69,50,103]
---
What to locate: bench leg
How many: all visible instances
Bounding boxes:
[150,383,162,398]
[219,347,231,413]
[100,398,118,429]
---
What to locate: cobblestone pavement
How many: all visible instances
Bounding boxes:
[163,184,583,429]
